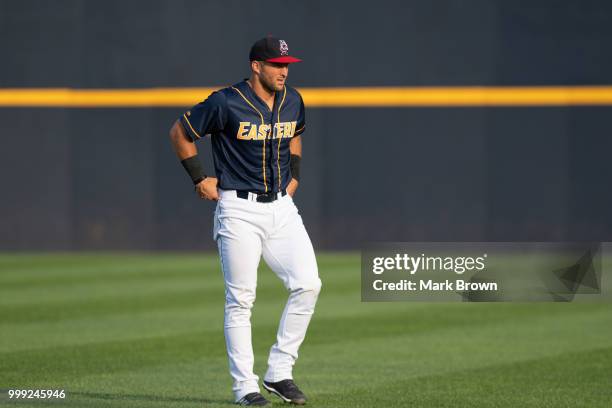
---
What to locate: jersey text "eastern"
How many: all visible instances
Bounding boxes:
[237,121,297,140]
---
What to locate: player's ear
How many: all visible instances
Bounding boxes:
[251,60,261,75]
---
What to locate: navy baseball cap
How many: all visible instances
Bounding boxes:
[249,36,302,63]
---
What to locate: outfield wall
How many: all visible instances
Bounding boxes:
[1,0,612,250]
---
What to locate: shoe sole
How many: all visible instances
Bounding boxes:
[236,400,269,406]
[262,383,306,405]
[236,398,269,406]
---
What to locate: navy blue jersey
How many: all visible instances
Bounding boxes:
[180,80,305,193]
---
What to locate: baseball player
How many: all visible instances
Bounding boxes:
[169,36,321,406]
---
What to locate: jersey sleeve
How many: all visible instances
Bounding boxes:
[180,91,227,141]
[294,94,306,136]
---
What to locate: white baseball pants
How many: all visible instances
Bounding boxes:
[213,189,322,402]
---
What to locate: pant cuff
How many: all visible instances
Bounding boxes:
[264,370,293,383]
[234,381,260,402]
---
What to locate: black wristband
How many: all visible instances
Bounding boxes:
[181,155,207,185]
[290,154,301,181]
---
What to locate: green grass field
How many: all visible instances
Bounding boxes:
[1,253,611,407]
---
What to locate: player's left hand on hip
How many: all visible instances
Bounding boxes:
[287,178,299,197]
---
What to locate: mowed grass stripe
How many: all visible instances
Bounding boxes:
[305,303,612,346]
[0,275,222,305]
[0,290,373,352]
[0,360,235,408]
[3,306,609,407]
[309,346,612,408]
[0,261,356,306]
[2,253,611,408]
[408,346,612,408]
[0,253,355,298]
[0,252,356,282]
[3,347,610,408]
[293,312,612,404]
[0,273,357,324]
[2,299,610,386]
[0,257,357,323]
[2,296,608,353]
[0,252,212,271]
[0,330,225,387]
[0,254,218,285]
[0,262,216,289]
[2,263,604,329]
[0,287,220,323]
[0,308,224,353]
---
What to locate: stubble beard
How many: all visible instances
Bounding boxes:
[261,75,283,93]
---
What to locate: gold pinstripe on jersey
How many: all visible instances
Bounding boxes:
[276,86,287,191]
[231,86,268,192]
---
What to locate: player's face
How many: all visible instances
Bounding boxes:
[257,61,289,92]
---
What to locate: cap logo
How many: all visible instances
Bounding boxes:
[279,40,289,56]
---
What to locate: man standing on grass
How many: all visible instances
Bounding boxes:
[169,36,321,406]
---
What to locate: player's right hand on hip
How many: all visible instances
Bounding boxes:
[195,177,219,201]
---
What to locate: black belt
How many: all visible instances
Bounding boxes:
[236,189,287,203]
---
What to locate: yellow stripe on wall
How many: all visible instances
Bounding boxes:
[1,86,612,107]
[300,86,612,107]
[0,88,217,107]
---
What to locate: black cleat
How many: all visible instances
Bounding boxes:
[236,392,269,406]
[263,379,307,405]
